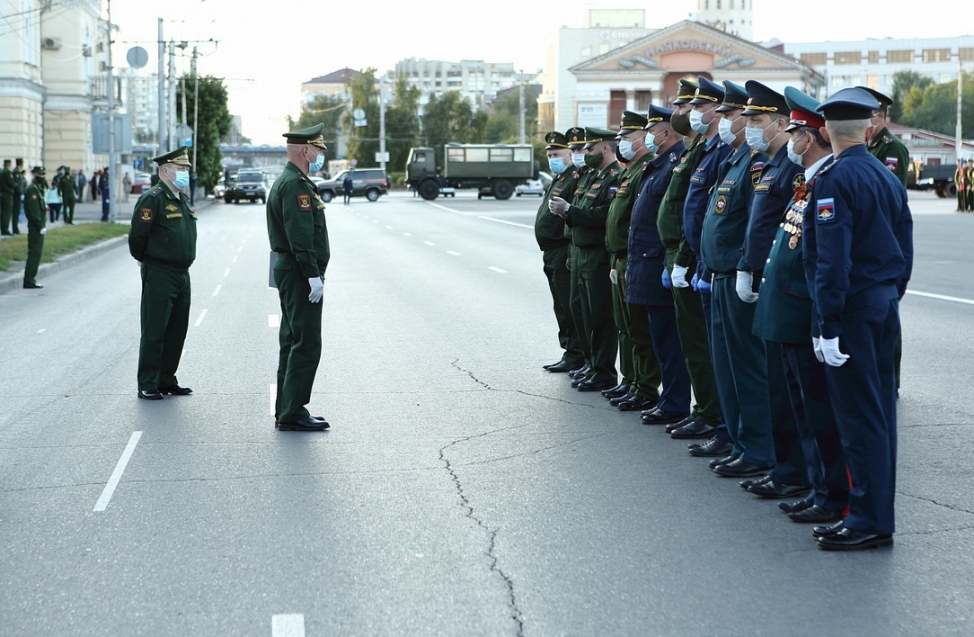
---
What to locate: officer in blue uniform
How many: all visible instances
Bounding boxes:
[626,105,693,423]
[804,87,913,550]
[751,87,849,523]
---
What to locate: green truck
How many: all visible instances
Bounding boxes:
[406,143,539,201]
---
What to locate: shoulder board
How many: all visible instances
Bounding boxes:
[817,160,837,177]
[609,168,619,177]
[883,135,892,144]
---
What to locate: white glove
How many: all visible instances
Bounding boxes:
[671,264,690,288]
[548,196,569,217]
[812,337,824,363]
[609,268,618,285]
[820,337,850,367]
[39,227,47,235]
[307,276,323,303]
[736,270,759,303]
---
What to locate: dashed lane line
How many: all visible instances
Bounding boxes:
[271,614,305,637]
[194,309,208,327]
[212,284,222,297]
[93,431,142,512]
[478,215,533,229]
[447,251,461,257]
[905,290,974,306]
[488,266,507,274]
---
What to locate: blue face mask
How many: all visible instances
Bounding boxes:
[173,170,190,189]
[548,156,568,175]
[308,153,324,173]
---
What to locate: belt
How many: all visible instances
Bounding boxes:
[845,282,898,311]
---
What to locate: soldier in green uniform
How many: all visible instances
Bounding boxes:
[59,165,77,224]
[967,159,974,212]
[549,127,621,391]
[13,159,25,234]
[606,111,661,411]
[0,159,16,235]
[22,166,48,289]
[267,123,331,431]
[956,162,968,212]
[536,130,584,373]
[128,148,198,400]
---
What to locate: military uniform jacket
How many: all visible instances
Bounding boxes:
[680,136,732,264]
[535,169,577,251]
[739,144,804,274]
[605,153,652,257]
[565,162,621,249]
[57,174,76,203]
[802,145,913,339]
[267,161,330,278]
[564,166,592,243]
[13,169,26,195]
[626,141,685,306]
[700,144,767,275]
[866,126,909,187]
[752,157,832,344]
[0,168,14,195]
[129,184,198,271]
[657,134,706,255]
[24,182,46,230]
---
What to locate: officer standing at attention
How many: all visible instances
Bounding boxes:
[22,166,48,289]
[0,159,15,235]
[549,128,621,392]
[267,123,331,432]
[59,165,77,225]
[956,161,968,212]
[804,88,913,550]
[128,148,198,400]
[536,131,584,374]
[13,159,26,234]
[606,111,661,412]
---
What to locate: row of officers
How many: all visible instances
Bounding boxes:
[954,159,974,212]
[534,78,913,551]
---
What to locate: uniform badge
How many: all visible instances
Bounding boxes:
[816,198,835,223]
[297,194,311,210]
[140,208,153,223]
[792,174,806,191]
[885,157,898,171]
[714,195,727,214]
[165,204,178,212]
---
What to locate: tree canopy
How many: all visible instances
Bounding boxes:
[176,75,231,190]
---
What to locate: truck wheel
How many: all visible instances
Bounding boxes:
[492,180,514,200]
[419,180,439,200]
[365,188,380,202]
[947,183,958,197]
[935,186,946,198]
[320,190,334,203]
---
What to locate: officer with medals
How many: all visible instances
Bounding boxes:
[803,88,913,550]
[536,131,585,374]
[751,87,848,524]
[267,123,332,431]
[22,166,48,289]
[549,128,621,392]
[626,105,693,425]
[128,148,198,400]
[700,81,773,478]
[605,112,661,412]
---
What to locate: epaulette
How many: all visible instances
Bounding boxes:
[883,135,892,144]
[669,152,679,163]
[817,160,837,177]
[609,168,619,177]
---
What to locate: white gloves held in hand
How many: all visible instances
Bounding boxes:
[39,227,47,235]
[609,268,618,285]
[548,196,569,217]
[307,276,323,303]
[736,270,759,303]
[817,337,849,367]
[671,264,690,288]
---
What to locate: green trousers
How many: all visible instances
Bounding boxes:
[573,246,617,385]
[665,250,722,425]
[138,263,191,391]
[543,244,585,367]
[274,264,323,423]
[568,245,593,372]
[1,192,14,233]
[611,254,661,398]
[23,229,44,285]
[62,198,75,224]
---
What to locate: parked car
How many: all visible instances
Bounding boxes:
[224,169,267,204]
[515,179,546,197]
[213,178,226,199]
[130,171,152,194]
[316,168,388,202]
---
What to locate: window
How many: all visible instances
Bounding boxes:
[801,52,827,65]
[922,48,951,63]
[868,51,879,64]
[447,148,465,162]
[887,50,912,63]
[834,51,861,65]
[514,148,532,162]
[466,148,489,162]
[716,0,721,8]
[490,148,513,162]
[961,48,974,61]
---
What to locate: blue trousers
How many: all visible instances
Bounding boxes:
[644,303,691,416]
[767,341,808,487]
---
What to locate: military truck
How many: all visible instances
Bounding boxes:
[908,162,957,198]
[406,143,539,201]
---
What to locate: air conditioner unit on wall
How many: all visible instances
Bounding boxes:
[42,37,61,50]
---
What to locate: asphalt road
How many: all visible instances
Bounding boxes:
[1,189,972,637]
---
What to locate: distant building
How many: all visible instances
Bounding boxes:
[693,0,753,41]
[301,68,361,102]
[388,58,534,110]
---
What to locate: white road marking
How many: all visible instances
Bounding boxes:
[271,614,305,637]
[905,290,974,306]
[372,220,379,224]
[403,232,412,237]
[194,309,208,327]
[36,328,46,334]
[478,215,533,229]
[93,431,142,512]
[232,256,238,263]
[426,202,460,214]
[270,383,276,416]
[212,284,222,297]
[237,246,242,253]
[447,250,461,256]
[488,266,507,274]
[268,314,280,328]
[424,241,435,246]
[223,268,231,278]
[385,225,394,230]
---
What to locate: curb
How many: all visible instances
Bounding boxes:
[0,234,130,296]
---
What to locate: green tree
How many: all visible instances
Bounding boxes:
[890,70,933,122]
[900,72,974,136]
[288,93,346,164]
[176,75,231,190]
[485,87,539,143]
[343,68,380,166]
[386,75,421,173]
[420,91,487,164]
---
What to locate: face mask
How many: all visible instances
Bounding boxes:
[670,112,692,136]
[618,140,636,161]
[548,156,568,175]
[645,131,660,154]
[173,170,190,189]
[572,153,587,169]
[308,153,324,173]
[786,137,807,167]
[584,151,603,169]
[745,122,775,153]
[718,118,737,145]
[689,109,712,135]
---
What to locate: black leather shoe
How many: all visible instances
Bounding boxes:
[602,383,629,399]
[713,458,772,478]
[617,396,656,412]
[739,474,772,490]
[641,407,688,425]
[748,480,807,499]
[546,360,575,373]
[608,390,634,405]
[569,365,591,379]
[812,520,846,538]
[689,436,733,457]
[159,385,193,396]
[543,359,565,370]
[665,415,695,433]
[670,419,716,439]
[23,282,43,289]
[816,527,892,551]
[779,497,814,514]
[708,455,736,470]
[276,416,330,431]
[570,375,590,388]
[138,389,163,400]
[577,379,615,392]
[789,505,842,524]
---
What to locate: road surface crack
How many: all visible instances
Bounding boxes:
[451,359,491,389]
[897,491,974,517]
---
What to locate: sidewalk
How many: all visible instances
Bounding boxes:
[0,195,217,295]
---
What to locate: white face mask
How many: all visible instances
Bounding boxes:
[618,139,636,161]
[745,121,777,153]
[645,131,660,154]
[689,108,712,135]
[718,118,737,145]
[787,137,807,166]
[572,153,587,169]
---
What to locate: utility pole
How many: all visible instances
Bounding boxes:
[157,19,166,154]
[168,42,177,156]
[107,0,117,222]
[379,75,387,172]
[957,60,964,162]
[518,70,525,145]
[192,46,199,170]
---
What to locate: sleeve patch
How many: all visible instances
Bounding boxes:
[140,208,153,222]
[816,198,835,223]
[297,194,311,210]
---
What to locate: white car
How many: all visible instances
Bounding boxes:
[515,179,546,197]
